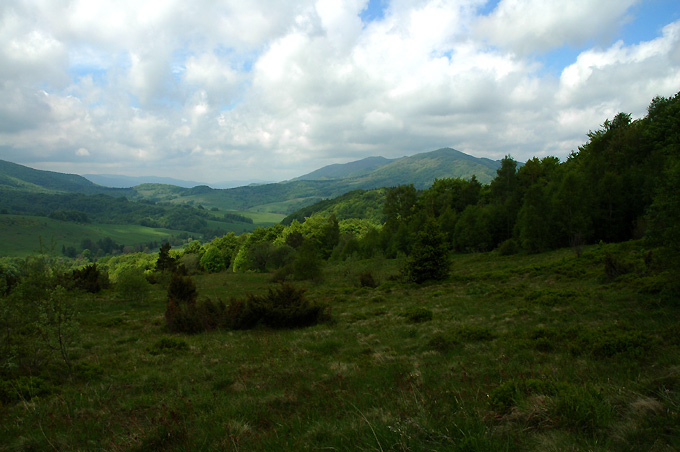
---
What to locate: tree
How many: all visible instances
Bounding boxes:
[156,242,176,272]
[405,218,450,284]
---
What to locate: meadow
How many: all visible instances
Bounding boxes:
[1,240,678,451]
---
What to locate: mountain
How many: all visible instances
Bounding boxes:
[294,156,395,181]
[84,174,205,189]
[295,148,500,188]
[0,148,503,216]
[0,159,105,194]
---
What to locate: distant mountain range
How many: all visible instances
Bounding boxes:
[1,148,504,215]
[83,174,271,189]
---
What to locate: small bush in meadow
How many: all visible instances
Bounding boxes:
[359,271,377,288]
[247,283,329,329]
[401,306,433,323]
[116,267,150,302]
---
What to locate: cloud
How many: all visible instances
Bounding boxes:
[475,0,639,55]
[0,0,679,182]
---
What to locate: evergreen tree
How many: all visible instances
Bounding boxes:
[405,218,449,284]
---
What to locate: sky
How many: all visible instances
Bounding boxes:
[1,0,679,184]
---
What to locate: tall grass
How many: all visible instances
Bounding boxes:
[0,241,678,451]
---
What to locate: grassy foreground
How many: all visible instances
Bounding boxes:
[1,242,679,451]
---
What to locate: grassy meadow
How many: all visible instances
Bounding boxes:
[1,241,679,451]
[0,215,191,257]
[0,213,284,257]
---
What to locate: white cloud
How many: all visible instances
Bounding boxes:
[476,0,639,55]
[0,0,679,182]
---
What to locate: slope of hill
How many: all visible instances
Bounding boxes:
[0,159,106,194]
[294,156,395,181]
[84,174,205,189]
[294,148,499,187]
[349,148,500,188]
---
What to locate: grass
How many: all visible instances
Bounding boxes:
[1,241,679,451]
[0,213,284,257]
[0,214,192,257]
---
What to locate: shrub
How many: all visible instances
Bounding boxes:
[401,306,433,323]
[292,244,324,281]
[604,253,634,281]
[223,298,260,330]
[247,283,329,329]
[497,238,520,256]
[359,271,377,288]
[427,333,458,352]
[0,376,55,403]
[116,267,150,302]
[165,273,199,333]
[453,325,496,342]
[70,263,109,293]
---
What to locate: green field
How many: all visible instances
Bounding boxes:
[1,241,678,450]
[0,215,190,257]
[0,212,286,257]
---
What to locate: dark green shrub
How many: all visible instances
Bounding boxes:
[526,288,580,306]
[427,333,457,352]
[453,325,496,342]
[70,264,109,293]
[156,242,177,272]
[497,238,520,256]
[401,306,433,323]
[292,244,323,281]
[73,362,104,380]
[270,264,293,283]
[359,271,377,288]
[604,253,634,281]
[224,298,260,330]
[116,267,150,302]
[0,376,55,403]
[165,273,199,333]
[248,283,329,329]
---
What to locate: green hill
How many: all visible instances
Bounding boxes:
[294,156,395,180]
[0,159,113,194]
[125,148,501,214]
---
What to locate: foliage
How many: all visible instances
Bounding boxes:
[246,283,329,329]
[115,267,151,302]
[400,306,433,323]
[404,218,449,283]
[69,263,109,293]
[1,257,79,376]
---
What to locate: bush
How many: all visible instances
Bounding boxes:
[604,253,634,281]
[292,244,324,281]
[0,376,55,403]
[70,264,109,293]
[116,267,150,302]
[359,271,377,288]
[401,306,433,323]
[165,273,199,333]
[497,238,520,256]
[245,283,329,329]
